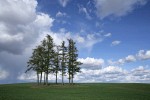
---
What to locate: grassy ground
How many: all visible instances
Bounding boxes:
[0,83,150,100]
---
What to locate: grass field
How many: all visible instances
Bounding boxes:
[0,83,150,100]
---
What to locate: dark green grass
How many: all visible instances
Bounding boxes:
[0,83,150,100]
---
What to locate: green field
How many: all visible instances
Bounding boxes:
[0,83,150,100]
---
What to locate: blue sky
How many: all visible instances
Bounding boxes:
[0,0,150,83]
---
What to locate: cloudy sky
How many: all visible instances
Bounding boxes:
[0,0,150,84]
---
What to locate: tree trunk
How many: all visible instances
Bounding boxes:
[40,72,42,84]
[46,72,48,85]
[62,70,64,85]
[69,74,70,84]
[71,74,73,85]
[45,69,48,86]
[44,72,46,85]
[56,71,58,84]
[37,72,39,85]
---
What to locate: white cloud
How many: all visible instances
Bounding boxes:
[108,55,136,65]
[125,55,136,62]
[0,67,9,80]
[75,66,127,83]
[126,66,150,83]
[118,59,125,65]
[41,30,105,50]
[111,40,121,46]
[78,5,92,20]
[94,0,147,19]
[0,33,23,43]
[58,0,70,7]
[18,65,150,83]
[108,50,150,66]
[0,0,55,83]
[76,65,150,83]
[83,33,103,48]
[34,13,54,28]
[17,52,150,83]
[101,66,125,74]
[78,57,104,70]
[56,11,67,17]
[137,50,150,60]
[75,35,85,43]
[104,33,111,37]
[0,0,54,54]
[0,0,37,25]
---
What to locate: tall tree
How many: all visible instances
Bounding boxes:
[26,46,42,85]
[59,41,67,85]
[36,45,45,84]
[53,46,60,84]
[67,39,82,85]
[43,34,55,85]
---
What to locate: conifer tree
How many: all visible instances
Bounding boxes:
[26,46,42,85]
[44,34,55,85]
[67,39,82,85]
[53,46,60,84]
[59,41,67,85]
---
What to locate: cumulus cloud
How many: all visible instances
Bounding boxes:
[0,0,54,54]
[125,55,136,62]
[108,50,150,66]
[78,5,92,20]
[136,50,150,60]
[94,0,147,19]
[75,66,127,83]
[35,13,54,28]
[108,55,136,65]
[58,0,70,7]
[0,0,55,84]
[0,0,37,25]
[78,57,104,70]
[18,65,150,83]
[126,66,150,83]
[75,65,150,83]
[111,40,121,46]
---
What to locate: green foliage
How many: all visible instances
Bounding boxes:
[59,41,68,85]
[0,83,150,100]
[26,35,82,85]
[67,39,82,84]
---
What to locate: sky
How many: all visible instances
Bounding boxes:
[0,0,150,84]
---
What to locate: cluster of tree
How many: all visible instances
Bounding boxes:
[25,35,82,85]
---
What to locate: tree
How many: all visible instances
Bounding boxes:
[67,39,82,85]
[59,41,67,85]
[53,46,60,84]
[26,46,43,85]
[36,45,45,84]
[43,34,55,85]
